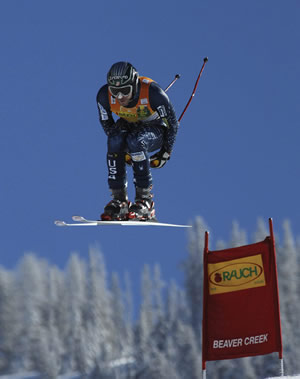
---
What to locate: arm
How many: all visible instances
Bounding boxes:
[148,82,179,168]
[149,82,179,153]
[96,85,116,136]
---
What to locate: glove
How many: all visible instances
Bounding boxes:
[150,148,171,168]
[125,153,133,166]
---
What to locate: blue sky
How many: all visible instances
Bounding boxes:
[1,1,299,293]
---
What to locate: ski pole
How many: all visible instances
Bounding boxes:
[165,74,181,92]
[178,57,208,122]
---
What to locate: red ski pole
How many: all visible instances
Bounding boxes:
[178,57,208,122]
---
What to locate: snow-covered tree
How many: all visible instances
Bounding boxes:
[275,220,300,375]
[172,321,202,379]
[64,252,87,372]
[182,216,207,342]
[14,254,48,371]
[110,272,128,355]
[85,246,115,369]
[123,271,134,350]
[253,217,269,242]
[34,266,65,378]
[136,263,154,365]
[230,220,247,247]
[0,268,18,374]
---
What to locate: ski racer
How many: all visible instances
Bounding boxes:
[96,61,179,221]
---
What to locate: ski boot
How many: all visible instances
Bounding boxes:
[128,187,156,221]
[101,188,130,221]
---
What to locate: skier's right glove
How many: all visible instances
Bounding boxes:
[125,153,133,166]
[150,149,171,168]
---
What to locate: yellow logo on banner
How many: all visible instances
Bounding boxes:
[208,254,266,295]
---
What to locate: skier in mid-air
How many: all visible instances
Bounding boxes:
[97,61,179,221]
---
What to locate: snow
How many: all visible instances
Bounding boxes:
[108,356,135,368]
[2,372,300,379]
[0,373,80,379]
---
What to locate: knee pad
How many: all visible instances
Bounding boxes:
[131,151,147,162]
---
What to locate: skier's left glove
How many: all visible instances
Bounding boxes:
[150,148,171,168]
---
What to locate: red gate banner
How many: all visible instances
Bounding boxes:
[202,219,282,369]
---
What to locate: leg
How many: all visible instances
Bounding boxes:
[126,125,164,188]
[102,129,129,220]
[126,125,164,220]
[107,131,128,190]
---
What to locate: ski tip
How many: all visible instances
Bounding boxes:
[72,215,86,222]
[54,220,67,227]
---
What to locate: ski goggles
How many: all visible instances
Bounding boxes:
[108,85,133,98]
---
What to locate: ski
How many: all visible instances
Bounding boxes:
[54,220,98,227]
[54,215,191,228]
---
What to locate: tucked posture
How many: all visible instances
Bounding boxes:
[97,61,179,221]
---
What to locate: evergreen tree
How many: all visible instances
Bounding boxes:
[230,220,247,247]
[276,220,300,375]
[35,325,61,379]
[0,267,18,374]
[65,252,87,372]
[172,322,202,379]
[124,271,134,350]
[182,216,207,342]
[138,264,154,358]
[86,246,115,370]
[253,217,269,242]
[135,344,180,379]
[35,266,65,377]
[110,272,128,356]
[152,264,165,322]
[15,254,48,371]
